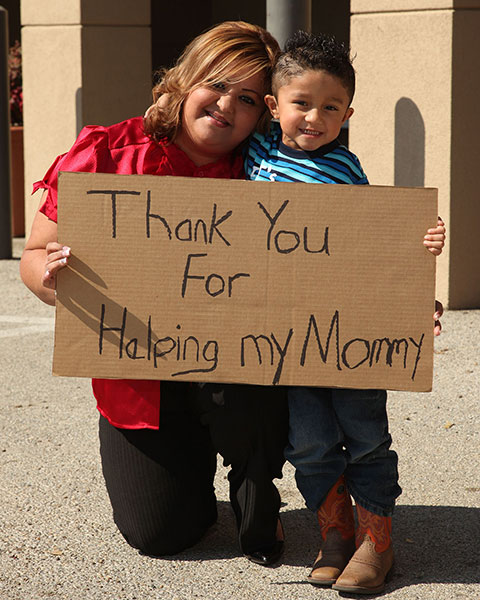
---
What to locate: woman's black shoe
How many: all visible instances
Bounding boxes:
[245,540,284,566]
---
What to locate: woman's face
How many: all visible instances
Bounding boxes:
[175,71,266,166]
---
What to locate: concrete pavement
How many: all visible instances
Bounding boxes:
[1,238,479,600]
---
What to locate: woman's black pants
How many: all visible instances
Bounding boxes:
[99,381,288,557]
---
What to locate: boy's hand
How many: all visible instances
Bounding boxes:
[424,217,446,255]
[433,300,443,336]
[144,94,169,118]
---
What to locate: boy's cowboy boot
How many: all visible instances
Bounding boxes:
[332,503,393,594]
[307,475,355,586]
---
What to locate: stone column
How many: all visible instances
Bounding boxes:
[21,0,151,234]
[350,0,480,308]
[266,0,312,48]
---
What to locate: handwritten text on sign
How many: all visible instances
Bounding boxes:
[54,173,437,391]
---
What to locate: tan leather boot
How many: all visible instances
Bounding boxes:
[307,476,355,586]
[332,504,393,594]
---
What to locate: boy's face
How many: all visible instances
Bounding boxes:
[265,69,353,152]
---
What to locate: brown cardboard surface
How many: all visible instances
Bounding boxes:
[55,172,437,391]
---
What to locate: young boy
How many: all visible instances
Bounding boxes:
[245,31,445,594]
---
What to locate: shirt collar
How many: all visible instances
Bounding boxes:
[279,138,340,160]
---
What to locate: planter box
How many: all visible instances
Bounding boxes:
[11,125,25,237]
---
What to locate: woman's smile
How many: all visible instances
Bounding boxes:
[175,71,265,165]
[205,110,231,127]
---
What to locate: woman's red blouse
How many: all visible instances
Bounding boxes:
[35,117,244,429]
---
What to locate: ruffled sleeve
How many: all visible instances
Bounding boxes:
[34,125,115,223]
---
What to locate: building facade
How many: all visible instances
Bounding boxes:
[13,0,480,308]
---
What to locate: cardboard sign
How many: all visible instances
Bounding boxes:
[55,172,437,391]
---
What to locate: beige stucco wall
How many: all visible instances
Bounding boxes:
[21,0,150,25]
[350,0,480,308]
[21,0,151,235]
[20,1,480,308]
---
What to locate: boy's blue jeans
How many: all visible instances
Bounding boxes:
[286,386,402,517]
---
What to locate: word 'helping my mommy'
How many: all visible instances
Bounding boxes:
[98,304,425,383]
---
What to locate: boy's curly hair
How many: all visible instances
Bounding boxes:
[272,31,355,102]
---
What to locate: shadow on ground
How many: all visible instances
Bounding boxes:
[163,502,479,592]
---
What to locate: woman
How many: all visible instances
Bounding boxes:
[20,21,288,565]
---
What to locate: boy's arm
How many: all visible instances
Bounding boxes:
[424,218,445,335]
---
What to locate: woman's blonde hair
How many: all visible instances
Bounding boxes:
[144,21,280,142]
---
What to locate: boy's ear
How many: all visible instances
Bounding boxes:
[342,107,354,123]
[264,94,280,119]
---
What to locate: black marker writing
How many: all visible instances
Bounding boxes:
[146,197,233,246]
[181,253,250,298]
[87,189,141,239]
[258,199,329,255]
[300,311,341,370]
[97,304,219,376]
[240,328,294,385]
[99,304,127,357]
[300,311,425,381]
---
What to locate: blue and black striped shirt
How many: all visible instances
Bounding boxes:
[245,121,368,186]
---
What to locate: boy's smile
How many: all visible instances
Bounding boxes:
[265,69,353,152]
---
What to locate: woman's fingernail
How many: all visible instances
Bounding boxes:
[62,246,71,256]
[60,257,67,264]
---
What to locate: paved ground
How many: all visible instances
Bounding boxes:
[1,238,479,600]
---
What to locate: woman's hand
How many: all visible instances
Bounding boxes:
[20,191,63,306]
[433,300,443,336]
[43,242,71,289]
[423,217,446,255]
